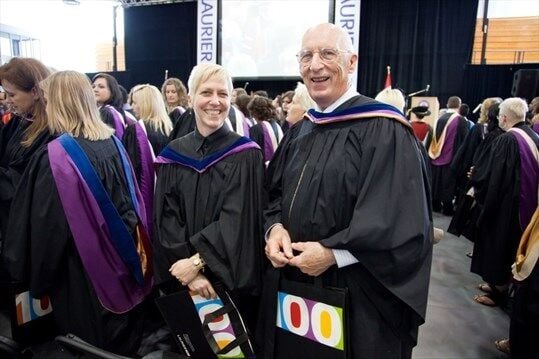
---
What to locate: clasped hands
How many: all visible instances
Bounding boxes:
[169,255,216,299]
[264,224,336,276]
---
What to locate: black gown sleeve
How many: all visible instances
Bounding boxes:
[249,124,264,155]
[153,149,265,294]
[99,107,115,129]
[475,135,520,226]
[121,124,142,183]
[168,108,196,142]
[2,149,70,297]
[190,150,265,293]
[263,120,304,232]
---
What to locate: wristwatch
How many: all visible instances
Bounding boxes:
[193,254,205,271]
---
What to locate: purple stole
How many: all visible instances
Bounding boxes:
[155,136,260,173]
[48,136,153,313]
[508,128,539,231]
[532,122,539,135]
[431,113,460,166]
[260,121,283,163]
[104,105,127,139]
[306,102,410,129]
[134,122,156,238]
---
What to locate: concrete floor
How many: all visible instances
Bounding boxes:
[0,212,510,358]
[414,212,509,359]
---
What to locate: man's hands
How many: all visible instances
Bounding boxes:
[289,242,336,276]
[265,225,294,267]
[264,224,336,276]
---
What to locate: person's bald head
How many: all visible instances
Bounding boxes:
[299,23,357,110]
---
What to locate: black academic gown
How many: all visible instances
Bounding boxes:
[168,107,196,141]
[2,137,148,355]
[259,95,433,359]
[450,123,486,203]
[0,116,54,239]
[471,123,539,286]
[448,126,504,240]
[430,111,470,204]
[249,119,282,162]
[122,122,168,183]
[153,125,265,328]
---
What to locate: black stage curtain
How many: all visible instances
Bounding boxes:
[358,0,478,106]
[124,2,197,91]
[463,64,539,112]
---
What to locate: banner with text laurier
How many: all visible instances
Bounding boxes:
[334,0,360,90]
[197,0,218,64]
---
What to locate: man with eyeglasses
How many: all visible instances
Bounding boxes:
[260,23,432,359]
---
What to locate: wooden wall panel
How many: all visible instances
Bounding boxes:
[472,16,539,64]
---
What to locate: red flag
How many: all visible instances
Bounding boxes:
[384,66,391,89]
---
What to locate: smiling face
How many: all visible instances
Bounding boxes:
[192,75,230,137]
[1,79,38,115]
[299,24,357,110]
[92,77,111,106]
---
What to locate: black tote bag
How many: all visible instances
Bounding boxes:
[155,283,255,359]
[274,279,349,359]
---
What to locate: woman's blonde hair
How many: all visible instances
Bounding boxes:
[187,63,233,97]
[478,97,502,124]
[131,84,173,136]
[41,71,114,140]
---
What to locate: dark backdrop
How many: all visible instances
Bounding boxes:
[123,2,197,90]
[357,0,478,104]
[118,0,538,109]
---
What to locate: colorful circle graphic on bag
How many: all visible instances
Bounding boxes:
[277,291,344,350]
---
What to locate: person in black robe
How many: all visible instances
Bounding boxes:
[470,98,539,308]
[448,102,504,241]
[428,96,470,215]
[167,107,196,141]
[122,84,173,177]
[260,23,432,359]
[153,63,264,333]
[450,98,502,209]
[248,96,284,165]
[161,77,189,126]
[2,71,154,355]
[92,73,135,139]
[123,84,173,237]
[508,207,539,358]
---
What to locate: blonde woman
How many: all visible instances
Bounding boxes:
[123,83,172,233]
[154,63,264,335]
[3,71,153,355]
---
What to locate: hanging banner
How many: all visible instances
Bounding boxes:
[334,0,361,90]
[197,0,218,64]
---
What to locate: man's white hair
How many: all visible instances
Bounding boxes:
[499,97,528,123]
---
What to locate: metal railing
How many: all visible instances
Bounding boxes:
[472,50,539,64]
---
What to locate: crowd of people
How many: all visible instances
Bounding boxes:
[0,21,536,359]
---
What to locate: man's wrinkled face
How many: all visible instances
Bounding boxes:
[299,26,357,110]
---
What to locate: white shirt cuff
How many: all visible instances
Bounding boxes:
[332,249,359,268]
[265,223,283,241]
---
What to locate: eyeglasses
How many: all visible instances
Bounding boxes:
[296,48,351,64]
